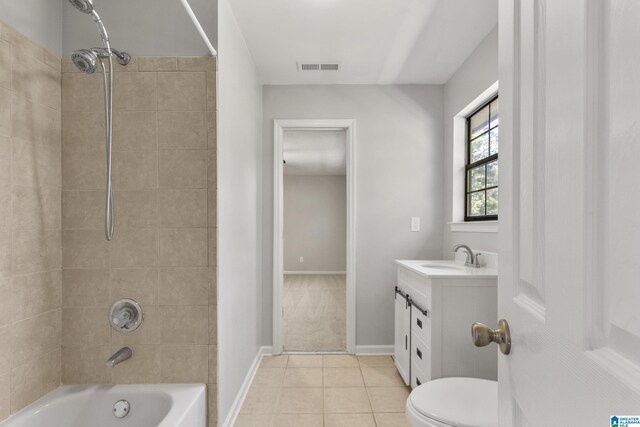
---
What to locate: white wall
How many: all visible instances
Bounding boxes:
[284,175,346,272]
[62,0,217,56]
[442,26,499,258]
[217,0,262,424]
[262,85,444,347]
[0,0,63,56]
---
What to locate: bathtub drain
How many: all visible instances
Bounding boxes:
[113,400,130,419]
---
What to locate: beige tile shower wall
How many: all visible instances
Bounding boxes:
[0,21,63,421]
[61,56,217,423]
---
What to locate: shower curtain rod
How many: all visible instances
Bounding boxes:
[180,0,217,56]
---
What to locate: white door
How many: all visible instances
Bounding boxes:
[498,0,640,425]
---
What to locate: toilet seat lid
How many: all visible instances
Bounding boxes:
[409,377,498,427]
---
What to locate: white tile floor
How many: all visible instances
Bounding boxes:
[234,355,411,427]
[283,275,346,352]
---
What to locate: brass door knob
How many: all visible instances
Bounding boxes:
[471,319,511,355]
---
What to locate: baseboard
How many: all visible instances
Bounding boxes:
[220,346,272,427]
[283,350,349,355]
[355,345,394,355]
[283,271,346,275]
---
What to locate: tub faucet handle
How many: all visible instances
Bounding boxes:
[109,299,143,332]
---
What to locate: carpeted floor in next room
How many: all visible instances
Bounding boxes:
[283,275,346,352]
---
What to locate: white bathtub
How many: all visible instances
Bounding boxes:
[0,384,206,427]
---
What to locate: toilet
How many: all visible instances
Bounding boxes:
[406,377,498,427]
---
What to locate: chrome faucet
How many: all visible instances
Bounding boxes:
[453,244,482,268]
[106,347,132,368]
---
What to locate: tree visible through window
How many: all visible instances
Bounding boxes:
[465,96,498,221]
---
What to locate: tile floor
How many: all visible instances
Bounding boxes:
[234,354,411,427]
[284,275,346,352]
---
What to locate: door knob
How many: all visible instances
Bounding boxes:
[472,319,511,355]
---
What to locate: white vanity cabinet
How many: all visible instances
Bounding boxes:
[394,260,497,388]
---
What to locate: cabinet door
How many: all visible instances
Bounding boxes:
[394,293,410,385]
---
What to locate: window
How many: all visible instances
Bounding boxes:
[465,95,498,221]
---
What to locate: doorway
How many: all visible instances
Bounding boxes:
[273,120,356,354]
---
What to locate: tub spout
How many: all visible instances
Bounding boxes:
[106,347,132,368]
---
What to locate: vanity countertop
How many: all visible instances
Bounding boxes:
[395,259,497,279]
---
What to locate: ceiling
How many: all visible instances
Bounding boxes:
[283,130,346,175]
[229,0,498,85]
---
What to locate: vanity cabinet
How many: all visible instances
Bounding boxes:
[394,261,497,388]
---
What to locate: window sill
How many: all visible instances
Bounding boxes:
[448,221,498,233]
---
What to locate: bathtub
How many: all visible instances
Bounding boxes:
[0,384,206,427]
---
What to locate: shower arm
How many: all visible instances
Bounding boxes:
[91,47,130,65]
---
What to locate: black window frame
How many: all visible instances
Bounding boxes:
[464,95,499,222]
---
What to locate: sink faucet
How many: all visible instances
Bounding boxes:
[453,244,482,268]
[106,347,132,368]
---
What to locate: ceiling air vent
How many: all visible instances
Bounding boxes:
[297,62,341,72]
[321,63,340,71]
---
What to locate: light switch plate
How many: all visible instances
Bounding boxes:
[411,217,420,232]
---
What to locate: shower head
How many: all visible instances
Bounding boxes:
[68,0,94,14]
[71,49,98,74]
[72,48,131,73]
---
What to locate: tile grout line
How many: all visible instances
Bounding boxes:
[153,69,160,382]
[8,39,14,415]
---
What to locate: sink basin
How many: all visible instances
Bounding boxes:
[396,259,497,279]
[420,262,464,270]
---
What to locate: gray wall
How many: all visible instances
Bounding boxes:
[284,175,346,272]
[442,26,499,258]
[262,85,444,347]
[217,0,262,424]
[0,0,63,56]
[62,0,217,56]
[0,0,217,58]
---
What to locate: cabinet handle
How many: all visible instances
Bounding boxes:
[405,335,408,350]
[416,348,422,359]
[416,318,422,328]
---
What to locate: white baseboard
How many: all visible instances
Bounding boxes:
[283,271,346,275]
[221,346,272,427]
[355,345,394,355]
[282,351,349,355]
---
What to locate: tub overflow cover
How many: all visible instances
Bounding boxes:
[113,400,130,419]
